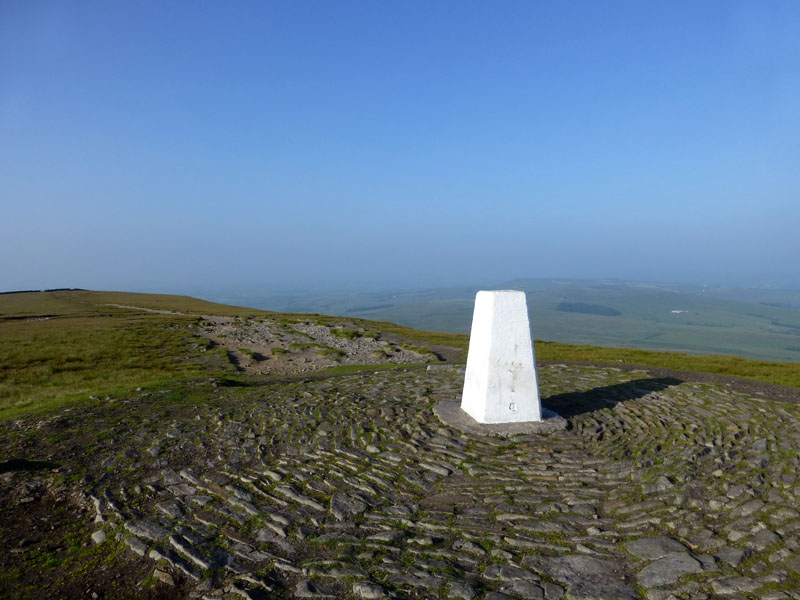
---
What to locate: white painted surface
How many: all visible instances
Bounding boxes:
[460,290,542,423]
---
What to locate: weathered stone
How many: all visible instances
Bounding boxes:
[626,536,690,560]
[169,483,196,496]
[148,546,200,581]
[526,555,637,600]
[483,564,539,581]
[179,468,201,485]
[730,499,765,518]
[352,581,387,599]
[447,581,478,599]
[386,573,445,589]
[276,485,325,511]
[542,582,565,600]
[256,522,286,539]
[642,476,674,494]
[161,469,181,485]
[452,539,487,556]
[169,534,213,570]
[484,593,515,600]
[747,529,780,551]
[695,554,718,571]
[637,553,702,587]
[228,583,272,600]
[330,493,367,521]
[187,494,213,506]
[710,576,760,595]
[124,536,148,556]
[124,519,169,541]
[366,530,405,544]
[91,530,107,545]
[228,496,260,515]
[156,500,185,520]
[500,580,545,598]
[153,567,174,586]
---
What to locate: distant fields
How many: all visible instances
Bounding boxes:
[215,279,800,363]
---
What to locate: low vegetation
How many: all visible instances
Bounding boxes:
[2,289,799,423]
[0,293,235,420]
[535,341,800,389]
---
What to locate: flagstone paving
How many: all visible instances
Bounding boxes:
[5,363,800,599]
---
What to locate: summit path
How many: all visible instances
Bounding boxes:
[4,364,800,599]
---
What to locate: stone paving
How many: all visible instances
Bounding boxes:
[76,364,800,599]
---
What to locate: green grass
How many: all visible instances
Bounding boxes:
[0,292,235,420]
[398,342,438,358]
[329,328,362,340]
[2,289,799,424]
[534,340,800,389]
[316,347,346,358]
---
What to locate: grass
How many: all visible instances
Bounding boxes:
[330,328,362,340]
[398,342,438,358]
[0,292,238,420]
[2,289,799,423]
[316,347,346,358]
[534,340,800,389]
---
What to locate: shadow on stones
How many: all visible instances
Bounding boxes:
[543,377,683,418]
[0,458,57,473]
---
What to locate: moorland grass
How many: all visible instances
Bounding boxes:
[534,341,800,389]
[2,290,799,422]
[0,292,235,420]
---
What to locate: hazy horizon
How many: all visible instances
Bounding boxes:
[3,2,799,293]
[7,275,800,300]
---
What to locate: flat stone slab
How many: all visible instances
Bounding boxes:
[637,552,703,587]
[526,554,638,600]
[435,401,566,436]
[626,536,689,560]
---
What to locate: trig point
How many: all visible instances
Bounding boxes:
[461,290,542,423]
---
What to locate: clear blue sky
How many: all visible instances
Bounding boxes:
[2,1,799,292]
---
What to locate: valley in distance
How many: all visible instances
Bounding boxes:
[201,278,800,363]
[2,287,800,600]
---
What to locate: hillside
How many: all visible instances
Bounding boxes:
[2,290,800,599]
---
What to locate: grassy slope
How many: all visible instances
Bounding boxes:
[1,289,798,422]
[0,291,466,420]
[0,292,235,420]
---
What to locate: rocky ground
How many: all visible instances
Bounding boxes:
[196,316,447,375]
[4,360,800,599]
[105,304,450,375]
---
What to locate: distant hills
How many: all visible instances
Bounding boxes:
[202,279,800,362]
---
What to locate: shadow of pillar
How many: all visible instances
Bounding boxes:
[542,377,684,419]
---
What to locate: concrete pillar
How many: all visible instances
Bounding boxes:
[460,290,542,423]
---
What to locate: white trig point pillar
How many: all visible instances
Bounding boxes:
[461,290,542,423]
